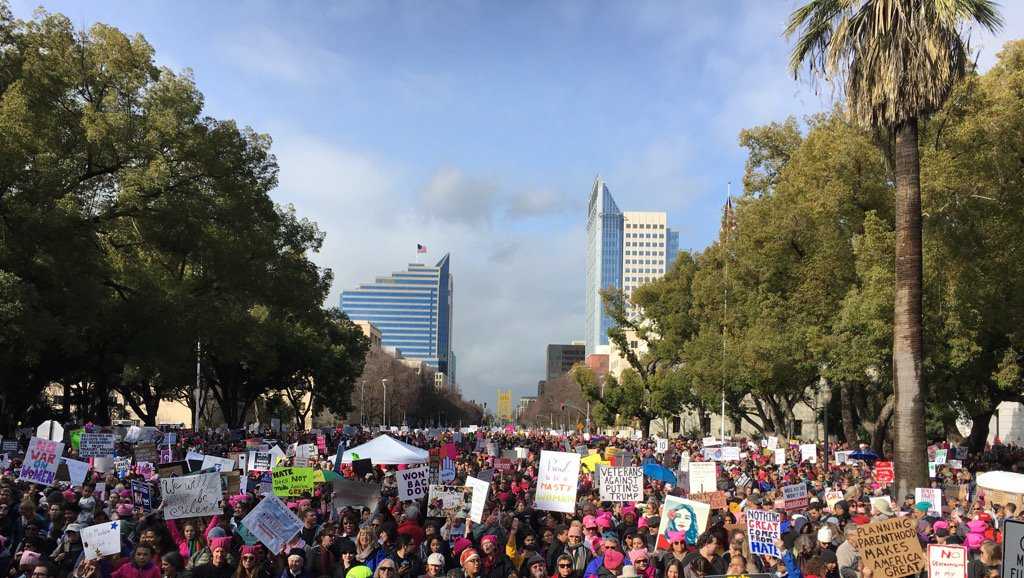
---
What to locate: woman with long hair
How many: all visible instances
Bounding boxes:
[355,529,376,565]
[233,547,268,578]
[166,516,219,569]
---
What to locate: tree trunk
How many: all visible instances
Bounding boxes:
[965,408,994,453]
[870,395,896,455]
[892,118,928,499]
[840,381,858,443]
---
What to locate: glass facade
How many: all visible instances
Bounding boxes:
[666,228,679,269]
[585,178,623,354]
[340,254,453,381]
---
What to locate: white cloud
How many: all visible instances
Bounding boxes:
[420,167,498,227]
[218,26,350,85]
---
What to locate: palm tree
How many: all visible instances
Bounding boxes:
[785,0,1001,497]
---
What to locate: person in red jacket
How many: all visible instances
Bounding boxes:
[396,506,425,549]
[112,545,162,578]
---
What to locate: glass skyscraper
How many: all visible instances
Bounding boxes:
[340,254,454,381]
[585,177,624,354]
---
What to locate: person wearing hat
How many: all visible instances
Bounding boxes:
[835,525,860,578]
[280,549,312,578]
[626,550,653,578]
[479,534,514,578]
[421,553,446,578]
[523,554,547,578]
[596,550,624,578]
[448,548,482,578]
[235,546,269,578]
[816,526,836,554]
[50,522,84,578]
[191,537,235,578]
[870,498,894,522]
[306,526,338,578]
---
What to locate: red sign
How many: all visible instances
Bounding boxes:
[874,461,894,485]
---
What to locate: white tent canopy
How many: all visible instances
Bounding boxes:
[976,471,1024,493]
[340,434,429,465]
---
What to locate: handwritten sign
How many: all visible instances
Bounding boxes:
[397,464,430,501]
[800,444,817,463]
[248,451,272,472]
[691,491,728,509]
[201,455,236,472]
[599,466,643,502]
[689,462,717,494]
[19,437,64,486]
[160,472,222,519]
[927,544,966,578]
[857,517,926,578]
[534,450,580,513]
[240,492,302,554]
[271,467,316,497]
[774,448,786,465]
[81,520,122,560]
[747,509,781,558]
[465,475,489,524]
[79,433,116,458]
[915,487,943,517]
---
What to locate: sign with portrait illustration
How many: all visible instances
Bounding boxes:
[655,496,710,550]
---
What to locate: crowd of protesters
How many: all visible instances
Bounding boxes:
[1,424,1021,578]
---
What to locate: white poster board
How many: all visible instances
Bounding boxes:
[534,450,580,513]
[465,475,489,524]
[81,520,122,560]
[160,472,222,520]
[599,466,643,502]
[397,464,430,501]
[19,437,64,486]
[915,487,943,517]
[240,493,302,554]
[928,544,967,578]
[689,461,717,494]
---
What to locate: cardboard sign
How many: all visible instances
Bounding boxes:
[599,466,643,502]
[465,475,489,524]
[915,487,943,517]
[746,509,781,558]
[689,462,717,494]
[330,479,380,511]
[534,450,580,513]
[81,520,122,560]
[134,441,158,463]
[856,517,926,578]
[774,448,786,465]
[927,544,967,578]
[691,491,728,510]
[656,496,710,549]
[271,467,316,497]
[397,464,430,501]
[782,483,809,511]
[79,433,116,458]
[427,485,472,518]
[240,492,302,554]
[1002,520,1023,578]
[19,437,64,486]
[766,436,778,450]
[158,460,188,478]
[293,444,317,467]
[800,444,817,463]
[160,472,222,519]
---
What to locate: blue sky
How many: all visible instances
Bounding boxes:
[11,0,1021,405]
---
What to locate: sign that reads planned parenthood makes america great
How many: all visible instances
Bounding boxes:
[534,450,580,513]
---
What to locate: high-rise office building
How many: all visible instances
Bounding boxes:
[340,254,454,382]
[585,177,624,354]
[547,343,586,381]
[586,179,680,348]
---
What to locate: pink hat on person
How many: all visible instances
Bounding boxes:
[583,515,597,528]
[481,534,498,546]
[210,537,232,552]
[604,550,624,571]
[20,551,41,568]
[453,537,473,556]
[667,531,685,543]
[116,503,133,517]
[596,514,613,530]
[62,490,77,503]
[628,549,649,562]
[241,545,260,555]
[637,517,649,529]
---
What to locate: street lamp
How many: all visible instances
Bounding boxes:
[381,379,388,427]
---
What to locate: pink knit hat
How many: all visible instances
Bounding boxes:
[210,537,232,552]
[241,545,260,556]
[116,503,133,517]
[603,550,624,570]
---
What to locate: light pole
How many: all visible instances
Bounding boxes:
[381,379,388,427]
[360,380,366,426]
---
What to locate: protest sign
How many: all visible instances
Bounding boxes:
[1,440,18,453]
[240,493,302,554]
[271,467,316,497]
[782,483,809,511]
[515,447,528,459]
[79,433,116,458]
[19,437,64,486]
[222,471,241,495]
[934,449,948,465]
[397,464,430,501]
[131,480,153,512]
[137,462,155,479]
[599,466,643,502]
[293,444,317,467]
[800,444,817,463]
[63,458,90,487]
[874,461,895,485]
[114,456,131,478]
[746,509,781,558]
[465,476,489,524]
[331,479,380,511]
[81,520,122,560]
[655,496,710,549]
[160,472,222,519]
[248,451,273,472]
[835,451,852,465]
[691,491,728,509]
[720,446,740,461]
[916,487,943,517]
[689,461,717,494]
[825,490,846,509]
[774,448,787,465]
[534,450,580,513]
[856,517,926,578]
[37,420,64,442]
[702,436,721,447]
[134,442,158,464]
[158,460,188,478]
[202,455,236,472]
[495,458,514,473]
[439,457,457,483]
[767,436,778,450]
[656,438,669,454]
[947,459,963,470]
[927,544,967,578]
[427,485,472,518]
[1002,520,1023,578]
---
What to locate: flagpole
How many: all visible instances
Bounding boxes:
[721,182,730,444]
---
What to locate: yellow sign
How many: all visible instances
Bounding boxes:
[271,467,316,497]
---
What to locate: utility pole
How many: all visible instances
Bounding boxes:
[381,379,388,427]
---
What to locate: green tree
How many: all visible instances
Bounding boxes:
[786,0,1002,497]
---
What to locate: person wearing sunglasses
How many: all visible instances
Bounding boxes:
[554,554,578,578]
[374,560,398,578]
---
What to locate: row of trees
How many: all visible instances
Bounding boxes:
[578,38,1024,492]
[0,7,371,431]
